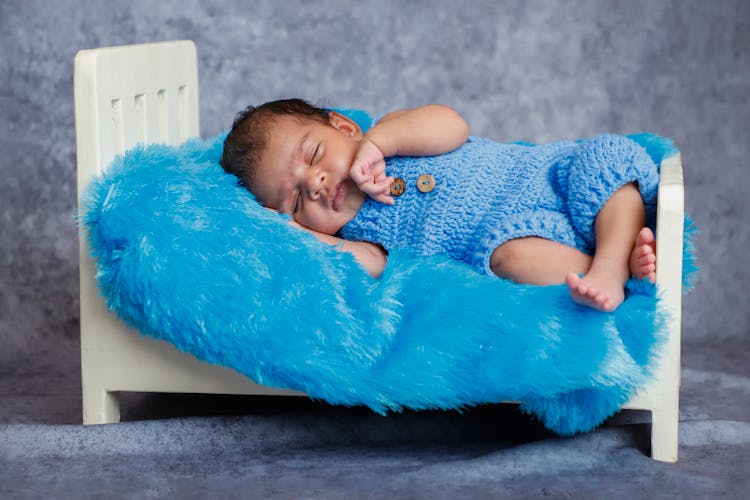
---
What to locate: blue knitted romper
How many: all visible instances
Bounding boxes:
[337,132,659,275]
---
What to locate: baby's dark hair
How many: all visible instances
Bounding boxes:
[220,98,329,191]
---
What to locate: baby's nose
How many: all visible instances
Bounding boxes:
[304,168,327,199]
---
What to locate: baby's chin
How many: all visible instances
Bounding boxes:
[326,179,365,232]
[343,178,367,211]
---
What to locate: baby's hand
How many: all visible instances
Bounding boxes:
[349,139,395,205]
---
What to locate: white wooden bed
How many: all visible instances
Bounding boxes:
[74,40,684,462]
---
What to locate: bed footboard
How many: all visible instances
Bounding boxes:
[621,152,684,462]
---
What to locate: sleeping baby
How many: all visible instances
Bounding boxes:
[220,99,659,312]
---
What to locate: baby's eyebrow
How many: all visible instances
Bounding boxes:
[293,132,310,164]
[277,131,310,212]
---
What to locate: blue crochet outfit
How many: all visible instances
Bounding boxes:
[338,134,660,275]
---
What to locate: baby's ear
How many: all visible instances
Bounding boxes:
[327,111,363,140]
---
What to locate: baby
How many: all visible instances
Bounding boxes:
[221,99,658,312]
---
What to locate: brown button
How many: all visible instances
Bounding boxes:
[416,174,436,193]
[390,178,406,196]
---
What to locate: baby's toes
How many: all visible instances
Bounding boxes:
[636,245,653,259]
[634,260,656,282]
[638,252,656,266]
[636,227,655,247]
[566,274,582,291]
[645,266,657,282]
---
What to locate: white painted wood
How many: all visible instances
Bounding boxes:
[620,153,684,462]
[75,42,684,462]
[75,41,303,426]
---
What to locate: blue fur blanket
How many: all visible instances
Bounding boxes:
[80,131,697,435]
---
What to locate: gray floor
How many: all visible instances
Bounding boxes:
[2,337,749,498]
[2,0,749,497]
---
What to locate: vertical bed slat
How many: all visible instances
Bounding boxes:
[157,89,169,143]
[178,84,189,142]
[110,98,124,156]
[134,93,147,143]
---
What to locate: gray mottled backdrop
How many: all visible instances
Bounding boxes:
[3,0,747,369]
[1,0,748,496]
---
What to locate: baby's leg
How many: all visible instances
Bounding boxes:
[565,183,644,311]
[490,237,592,285]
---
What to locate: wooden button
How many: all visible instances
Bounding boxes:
[390,178,406,196]
[416,174,436,193]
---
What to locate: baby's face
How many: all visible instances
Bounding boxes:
[253,113,367,235]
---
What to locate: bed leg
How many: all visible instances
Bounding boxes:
[650,406,678,463]
[82,387,121,425]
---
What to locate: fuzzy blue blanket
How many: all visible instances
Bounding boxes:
[80,131,696,435]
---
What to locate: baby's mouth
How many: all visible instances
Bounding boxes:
[330,181,346,212]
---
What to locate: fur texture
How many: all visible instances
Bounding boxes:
[80,131,696,435]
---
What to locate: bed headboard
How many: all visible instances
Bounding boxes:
[75,41,297,426]
[74,41,201,424]
[74,40,200,187]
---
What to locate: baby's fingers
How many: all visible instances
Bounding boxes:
[369,192,395,205]
[373,169,390,185]
[357,180,383,196]
[349,162,371,185]
[369,160,387,178]
[368,177,395,205]
[382,175,395,187]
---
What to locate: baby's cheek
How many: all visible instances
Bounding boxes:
[299,208,328,235]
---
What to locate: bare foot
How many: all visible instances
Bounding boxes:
[629,227,656,282]
[565,262,627,312]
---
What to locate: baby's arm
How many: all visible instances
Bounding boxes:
[350,105,469,204]
[367,104,470,157]
[289,220,387,278]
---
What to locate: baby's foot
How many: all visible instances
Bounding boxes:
[565,267,626,312]
[629,227,657,282]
